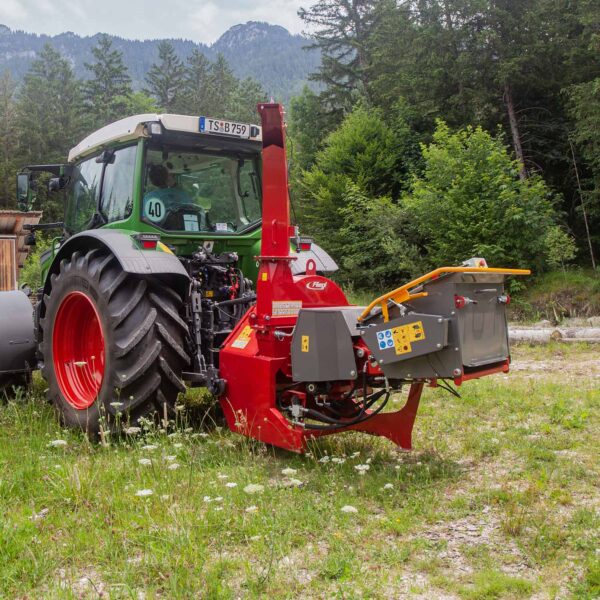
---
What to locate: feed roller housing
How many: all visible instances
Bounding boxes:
[291,272,510,383]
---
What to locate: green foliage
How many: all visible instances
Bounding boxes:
[545,226,577,272]
[404,121,557,271]
[0,70,18,208]
[459,570,533,599]
[145,41,186,112]
[83,35,132,128]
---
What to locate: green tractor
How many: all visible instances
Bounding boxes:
[0,113,336,432]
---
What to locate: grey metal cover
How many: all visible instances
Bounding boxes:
[0,290,36,374]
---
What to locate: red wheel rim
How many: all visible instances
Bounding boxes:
[52,291,105,409]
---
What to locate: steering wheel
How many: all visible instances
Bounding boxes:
[162,204,206,230]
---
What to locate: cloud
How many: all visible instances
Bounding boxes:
[0,0,307,43]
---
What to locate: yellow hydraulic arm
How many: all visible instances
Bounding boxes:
[358,266,531,323]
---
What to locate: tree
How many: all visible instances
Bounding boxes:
[226,77,265,123]
[0,70,19,208]
[83,35,132,127]
[145,41,186,112]
[299,0,377,118]
[404,121,557,272]
[205,53,237,116]
[180,49,212,114]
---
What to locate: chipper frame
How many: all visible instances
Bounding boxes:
[219,103,529,452]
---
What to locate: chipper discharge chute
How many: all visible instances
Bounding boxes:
[219,103,529,452]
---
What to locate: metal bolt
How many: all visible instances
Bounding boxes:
[437,318,443,323]
[454,347,459,351]
[265,315,270,321]
[350,370,356,377]
[453,368,462,376]
[436,343,442,348]
[451,311,456,316]
[355,348,365,358]
[379,359,384,364]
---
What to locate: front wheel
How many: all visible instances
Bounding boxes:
[40,249,190,433]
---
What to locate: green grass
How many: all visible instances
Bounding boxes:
[0,344,598,598]
[509,268,600,321]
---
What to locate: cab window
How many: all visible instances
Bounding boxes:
[100,146,136,223]
[65,156,103,233]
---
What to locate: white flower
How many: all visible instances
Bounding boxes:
[281,468,297,476]
[135,489,153,497]
[138,458,152,466]
[141,444,158,451]
[331,457,346,464]
[341,505,358,513]
[217,473,229,479]
[124,427,141,435]
[48,439,67,447]
[175,404,185,412]
[110,402,123,408]
[225,482,237,488]
[350,451,360,459]
[283,478,303,488]
[184,427,193,433]
[354,464,370,474]
[199,433,209,438]
[160,494,170,501]
[383,483,394,490]
[173,443,183,449]
[167,463,180,470]
[366,458,372,464]
[319,456,330,463]
[164,455,177,462]
[214,506,223,511]
[214,497,223,502]
[203,496,212,503]
[245,505,259,513]
[243,484,264,495]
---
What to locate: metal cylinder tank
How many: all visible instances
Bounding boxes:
[0,290,36,376]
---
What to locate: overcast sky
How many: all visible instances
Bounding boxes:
[0,0,308,44]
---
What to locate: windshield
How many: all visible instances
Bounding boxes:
[142,147,261,234]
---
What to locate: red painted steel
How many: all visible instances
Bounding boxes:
[218,103,426,452]
[52,291,105,409]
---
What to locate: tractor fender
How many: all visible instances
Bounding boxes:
[0,291,36,376]
[291,243,338,275]
[42,229,190,302]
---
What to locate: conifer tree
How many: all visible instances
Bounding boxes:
[0,70,19,208]
[145,41,186,112]
[83,35,132,127]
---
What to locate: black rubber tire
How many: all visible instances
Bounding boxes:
[40,249,190,433]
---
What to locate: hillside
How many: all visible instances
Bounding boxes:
[0,21,319,100]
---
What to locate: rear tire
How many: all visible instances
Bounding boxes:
[40,249,190,433]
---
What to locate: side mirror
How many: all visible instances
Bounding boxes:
[16,173,31,211]
[48,177,67,192]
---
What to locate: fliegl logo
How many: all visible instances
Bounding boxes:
[306,280,328,291]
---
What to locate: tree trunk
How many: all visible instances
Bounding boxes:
[504,82,527,180]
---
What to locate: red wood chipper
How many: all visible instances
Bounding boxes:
[219,103,529,452]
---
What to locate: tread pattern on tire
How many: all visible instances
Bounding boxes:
[40,249,190,430]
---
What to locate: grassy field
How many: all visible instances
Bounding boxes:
[0,343,598,599]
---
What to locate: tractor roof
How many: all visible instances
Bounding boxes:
[68,114,263,163]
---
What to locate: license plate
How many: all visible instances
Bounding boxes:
[199,116,250,138]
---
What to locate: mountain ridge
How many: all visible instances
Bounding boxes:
[0,21,319,101]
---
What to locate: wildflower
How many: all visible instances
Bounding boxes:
[341,505,358,514]
[124,427,141,435]
[173,443,183,449]
[167,463,180,470]
[214,497,223,502]
[135,489,153,497]
[138,458,152,466]
[184,427,193,433]
[319,456,330,463]
[366,458,372,464]
[203,496,212,503]
[245,505,259,513]
[354,464,370,474]
[141,444,158,451]
[110,402,123,409]
[283,478,303,488]
[49,439,67,448]
[217,473,229,479]
[214,506,223,511]
[164,455,177,462]
[225,482,237,488]
[383,483,394,490]
[160,494,170,501]
[243,483,264,495]
[175,404,185,411]
[350,451,360,459]
[281,468,297,476]
[167,432,179,439]
[331,457,346,464]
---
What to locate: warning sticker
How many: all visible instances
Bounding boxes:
[376,321,425,356]
[231,325,253,349]
[272,301,302,317]
[301,335,309,352]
